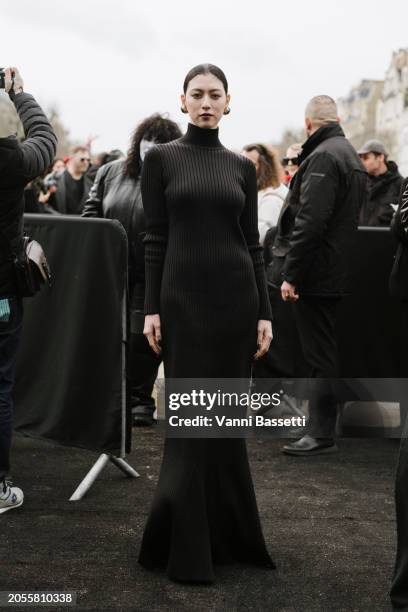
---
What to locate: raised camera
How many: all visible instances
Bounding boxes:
[0,68,5,89]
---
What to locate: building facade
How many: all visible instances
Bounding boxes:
[338,79,384,149]
[376,48,408,175]
[338,48,408,176]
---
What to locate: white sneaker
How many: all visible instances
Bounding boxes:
[0,479,24,514]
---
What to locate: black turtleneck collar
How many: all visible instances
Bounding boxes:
[299,122,345,164]
[181,122,223,148]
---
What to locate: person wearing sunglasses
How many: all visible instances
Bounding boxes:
[282,142,302,184]
[47,146,93,215]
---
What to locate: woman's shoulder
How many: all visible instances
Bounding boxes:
[151,139,184,153]
[143,139,184,164]
[260,184,288,200]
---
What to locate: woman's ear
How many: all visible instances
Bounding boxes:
[180,93,187,113]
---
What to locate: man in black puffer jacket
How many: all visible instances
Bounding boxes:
[268,95,366,456]
[0,67,57,513]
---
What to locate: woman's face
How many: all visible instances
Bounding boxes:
[181,73,230,129]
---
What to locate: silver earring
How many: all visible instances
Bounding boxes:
[224,107,231,115]
[180,106,188,114]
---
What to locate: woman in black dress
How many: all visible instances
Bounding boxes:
[139,63,274,583]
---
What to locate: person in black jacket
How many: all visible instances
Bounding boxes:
[389,178,408,610]
[48,146,93,215]
[358,139,403,227]
[0,67,57,513]
[268,95,366,456]
[82,114,182,426]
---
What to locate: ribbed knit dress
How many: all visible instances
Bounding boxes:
[138,122,275,583]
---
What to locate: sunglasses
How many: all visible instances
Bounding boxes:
[282,157,299,166]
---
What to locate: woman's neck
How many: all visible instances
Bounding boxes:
[181,122,223,148]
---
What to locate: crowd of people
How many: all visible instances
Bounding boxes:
[24,117,404,232]
[1,63,408,607]
[20,99,405,432]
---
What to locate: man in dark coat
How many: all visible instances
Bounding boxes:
[48,146,93,215]
[358,139,403,227]
[268,95,367,456]
[0,67,57,512]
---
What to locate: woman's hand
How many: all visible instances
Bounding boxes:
[143,314,162,355]
[254,319,273,360]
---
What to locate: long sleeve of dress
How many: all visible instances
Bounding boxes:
[141,146,168,315]
[240,159,272,321]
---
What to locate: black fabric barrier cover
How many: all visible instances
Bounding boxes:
[13,214,130,455]
[337,227,404,380]
[11,222,403,450]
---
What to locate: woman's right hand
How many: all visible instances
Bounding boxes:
[143,314,162,355]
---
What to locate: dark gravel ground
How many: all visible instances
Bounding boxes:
[0,431,399,611]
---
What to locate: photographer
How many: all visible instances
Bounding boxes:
[0,67,57,513]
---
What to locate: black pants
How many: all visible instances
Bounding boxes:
[0,298,23,480]
[292,296,340,438]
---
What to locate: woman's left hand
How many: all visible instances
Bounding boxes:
[254,320,273,360]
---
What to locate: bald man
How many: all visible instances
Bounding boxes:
[268,95,367,455]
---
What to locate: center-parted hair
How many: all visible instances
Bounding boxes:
[183,64,228,94]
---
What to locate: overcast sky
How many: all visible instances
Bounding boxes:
[2,0,407,153]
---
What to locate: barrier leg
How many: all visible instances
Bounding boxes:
[70,454,110,501]
[69,454,140,501]
[109,456,140,478]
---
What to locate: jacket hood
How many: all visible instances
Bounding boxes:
[385,160,401,177]
[369,160,402,187]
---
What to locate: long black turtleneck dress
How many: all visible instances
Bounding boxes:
[138,122,275,583]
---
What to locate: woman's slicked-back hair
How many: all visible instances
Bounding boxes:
[243,143,283,191]
[183,63,228,94]
[124,113,182,179]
